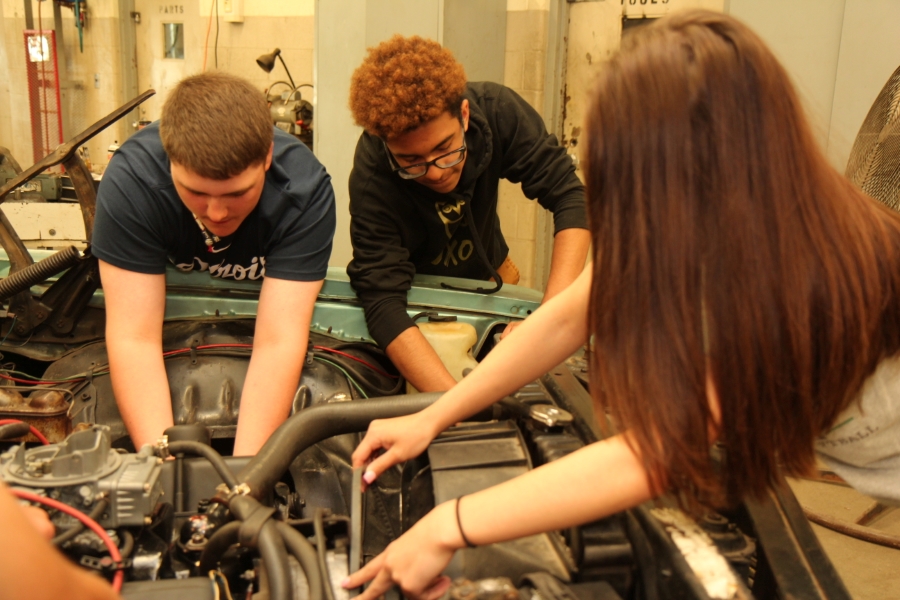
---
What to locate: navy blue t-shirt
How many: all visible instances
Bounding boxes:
[93,123,335,282]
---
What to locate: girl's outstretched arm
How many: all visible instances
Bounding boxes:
[352,266,593,484]
[344,431,653,600]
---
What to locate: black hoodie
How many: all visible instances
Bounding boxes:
[347,82,587,348]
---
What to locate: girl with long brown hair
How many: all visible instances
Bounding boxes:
[343,10,900,599]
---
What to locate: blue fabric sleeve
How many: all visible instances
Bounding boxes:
[258,140,336,281]
[92,153,174,274]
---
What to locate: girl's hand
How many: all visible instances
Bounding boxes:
[342,501,463,600]
[352,412,440,490]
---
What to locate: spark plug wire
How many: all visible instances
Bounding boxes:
[0,419,49,445]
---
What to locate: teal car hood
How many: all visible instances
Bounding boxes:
[2,250,542,354]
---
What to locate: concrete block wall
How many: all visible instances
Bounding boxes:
[1,1,27,164]
[1,0,46,169]
[133,0,315,129]
[62,2,128,172]
[0,2,11,157]
[0,0,129,172]
[0,0,316,174]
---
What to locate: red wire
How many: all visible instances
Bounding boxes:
[161,343,253,357]
[2,342,396,387]
[162,344,398,379]
[0,373,76,386]
[313,346,399,379]
[11,489,124,592]
[0,419,50,445]
[0,344,254,385]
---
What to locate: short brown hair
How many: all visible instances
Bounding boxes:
[160,71,273,179]
[584,10,900,506]
[349,35,467,139]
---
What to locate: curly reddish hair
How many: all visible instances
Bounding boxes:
[349,35,467,139]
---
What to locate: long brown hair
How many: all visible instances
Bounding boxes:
[584,10,900,504]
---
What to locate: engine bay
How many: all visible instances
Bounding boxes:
[0,264,851,600]
[0,316,774,600]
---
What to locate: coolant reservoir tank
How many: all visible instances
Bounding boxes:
[407,317,479,393]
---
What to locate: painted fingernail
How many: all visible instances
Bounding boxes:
[363,470,376,484]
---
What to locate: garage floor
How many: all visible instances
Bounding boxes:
[787,478,900,599]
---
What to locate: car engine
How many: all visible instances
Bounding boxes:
[0,319,770,600]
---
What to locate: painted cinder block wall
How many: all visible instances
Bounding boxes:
[0,0,316,176]
[131,0,316,134]
[3,0,896,293]
[0,0,131,170]
[0,0,555,288]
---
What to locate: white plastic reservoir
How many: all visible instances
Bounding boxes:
[407,320,479,393]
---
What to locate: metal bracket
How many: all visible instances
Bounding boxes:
[155,435,170,459]
[0,89,155,337]
[80,555,133,573]
[0,89,156,202]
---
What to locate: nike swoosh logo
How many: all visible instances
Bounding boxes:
[208,244,232,254]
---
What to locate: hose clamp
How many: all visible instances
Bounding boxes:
[80,555,133,573]
[231,483,251,497]
[155,434,170,460]
[214,481,252,501]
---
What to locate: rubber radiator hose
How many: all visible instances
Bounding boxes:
[238,393,443,499]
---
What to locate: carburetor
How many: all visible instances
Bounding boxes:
[0,425,163,527]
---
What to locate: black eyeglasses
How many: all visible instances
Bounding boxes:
[384,128,467,180]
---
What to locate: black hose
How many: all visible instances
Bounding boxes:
[167,440,239,488]
[314,509,337,600]
[119,530,135,558]
[316,343,405,396]
[276,521,324,600]
[0,422,30,441]
[314,351,403,397]
[0,245,81,302]
[230,495,291,600]
[256,521,292,600]
[238,393,443,499]
[337,354,404,396]
[382,373,406,396]
[198,520,241,574]
[52,497,109,546]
